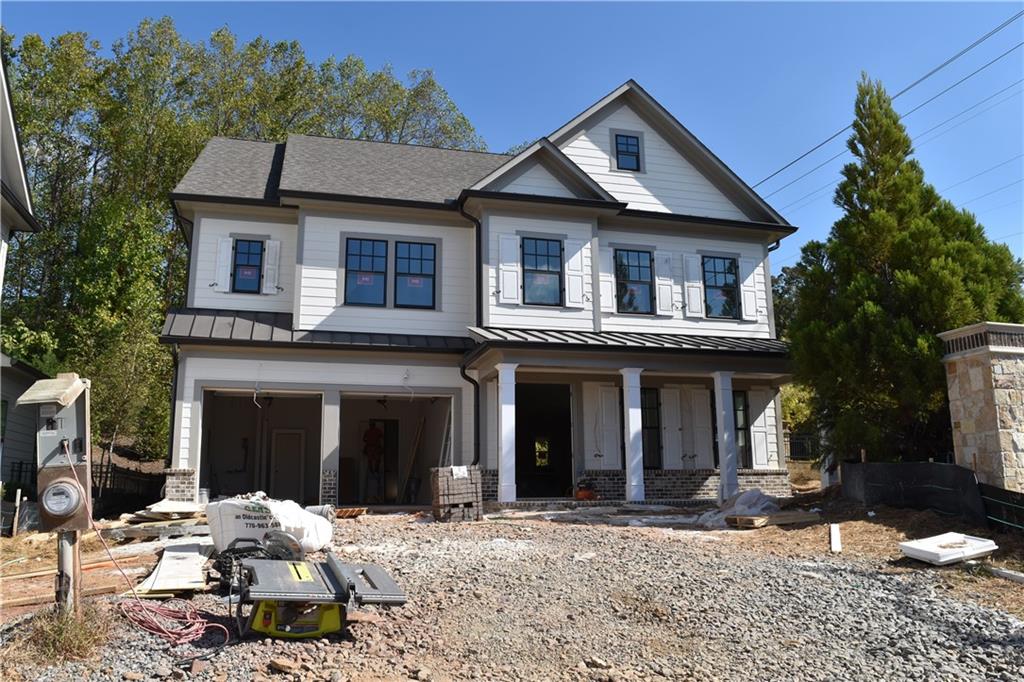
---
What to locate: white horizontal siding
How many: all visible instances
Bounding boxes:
[485,213,595,330]
[190,215,297,313]
[598,228,771,338]
[174,353,473,471]
[560,102,748,220]
[496,161,576,198]
[298,214,474,336]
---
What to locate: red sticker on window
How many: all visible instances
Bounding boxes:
[407,277,423,287]
[357,274,375,285]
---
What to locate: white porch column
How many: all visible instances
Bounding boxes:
[713,371,739,503]
[621,368,645,502]
[495,363,518,503]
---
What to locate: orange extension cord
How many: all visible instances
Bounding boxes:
[65,454,230,650]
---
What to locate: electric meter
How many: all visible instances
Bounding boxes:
[41,479,82,518]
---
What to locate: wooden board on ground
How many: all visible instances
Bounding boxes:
[726,511,821,528]
[102,524,210,541]
[134,537,215,595]
[337,507,367,519]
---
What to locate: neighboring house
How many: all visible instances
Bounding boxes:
[1,59,41,298]
[162,80,796,507]
[1,352,47,494]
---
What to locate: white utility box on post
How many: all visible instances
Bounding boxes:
[16,372,92,613]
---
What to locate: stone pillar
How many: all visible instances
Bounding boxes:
[164,468,197,502]
[321,391,341,504]
[713,371,739,502]
[940,322,1024,492]
[620,368,645,502]
[495,363,518,503]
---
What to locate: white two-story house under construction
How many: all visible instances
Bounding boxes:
[162,80,796,507]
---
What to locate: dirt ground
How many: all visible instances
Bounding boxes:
[1,495,1022,681]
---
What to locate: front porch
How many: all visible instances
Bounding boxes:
[466,327,791,503]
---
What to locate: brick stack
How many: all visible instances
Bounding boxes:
[431,465,483,522]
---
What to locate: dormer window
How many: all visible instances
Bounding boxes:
[614,133,642,171]
[232,239,264,293]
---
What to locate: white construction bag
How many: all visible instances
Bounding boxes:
[207,492,333,553]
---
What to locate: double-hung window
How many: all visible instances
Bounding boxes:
[395,241,436,309]
[702,255,741,319]
[344,238,388,306]
[640,388,662,469]
[615,134,641,171]
[614,249,654,314]
[232,239,264,294]
[522,237,563,306]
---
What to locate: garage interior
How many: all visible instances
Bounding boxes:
[200,391,322,505]
[337,394,452,506]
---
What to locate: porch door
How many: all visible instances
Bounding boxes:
[515,384,573,498]
[270,428,305,502]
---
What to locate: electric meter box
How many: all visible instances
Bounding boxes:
[16,373,92,532]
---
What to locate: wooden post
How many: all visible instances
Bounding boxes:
[56,530,81,614]
[11,488,23,536]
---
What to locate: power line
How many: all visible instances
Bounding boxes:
[779,178,840,210]
[960,178,1023,206]
[977,199,1023,218]
[771,79,1024,208]
[751,10,1024,188]
[914,88,1023,149]
[940,154,1024,193]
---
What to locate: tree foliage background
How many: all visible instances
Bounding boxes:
[1,18,485,459]
[783,75,1024,462]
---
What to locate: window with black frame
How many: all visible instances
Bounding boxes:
[615,249,654,314]
[232,239,264,293]
[710,389,752,469]
[640,388,662,469]
[344,238,387,306]
[522,237,563,306]
[702,255,741,319]
[395,241,436,308]
[615,134,641,171]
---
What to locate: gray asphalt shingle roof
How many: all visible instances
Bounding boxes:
[172,135,509,205]
[173,138,284,201]
[279,134,508,204]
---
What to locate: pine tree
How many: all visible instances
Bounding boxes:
[789,75,1024,461]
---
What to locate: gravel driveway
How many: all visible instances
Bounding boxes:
[8,513,1024,681]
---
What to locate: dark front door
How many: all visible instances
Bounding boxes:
[516,384,573,498]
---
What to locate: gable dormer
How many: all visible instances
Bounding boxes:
[548,81,788,225]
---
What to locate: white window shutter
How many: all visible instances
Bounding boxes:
[262,240,281,295]
[654,251,675,316]
[497,234,521,305]
[683,253,704,318]
[563,239,586,309]
[749,389,771,468]
[214,237,233,293]
[598,247,615,313]
[598,385,622,470]
[739,257,759,321]
[659,388,683,469]
[689,387,714,468]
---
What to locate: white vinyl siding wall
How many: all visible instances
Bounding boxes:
[485,213,595,330]
[0,365,39,479]
[495,161,576,199]
[560,102,748,220]
[598,228,771,337]
[298,213,474,336]
[172,353,473,472]
[190,214,297,313]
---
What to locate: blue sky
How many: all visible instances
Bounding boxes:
[3,1,1023,272]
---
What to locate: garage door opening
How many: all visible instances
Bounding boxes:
[200,391,322,505]
[338,394,452,506]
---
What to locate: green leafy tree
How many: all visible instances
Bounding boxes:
[1,18,486,459]
[788,75,1024,461]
